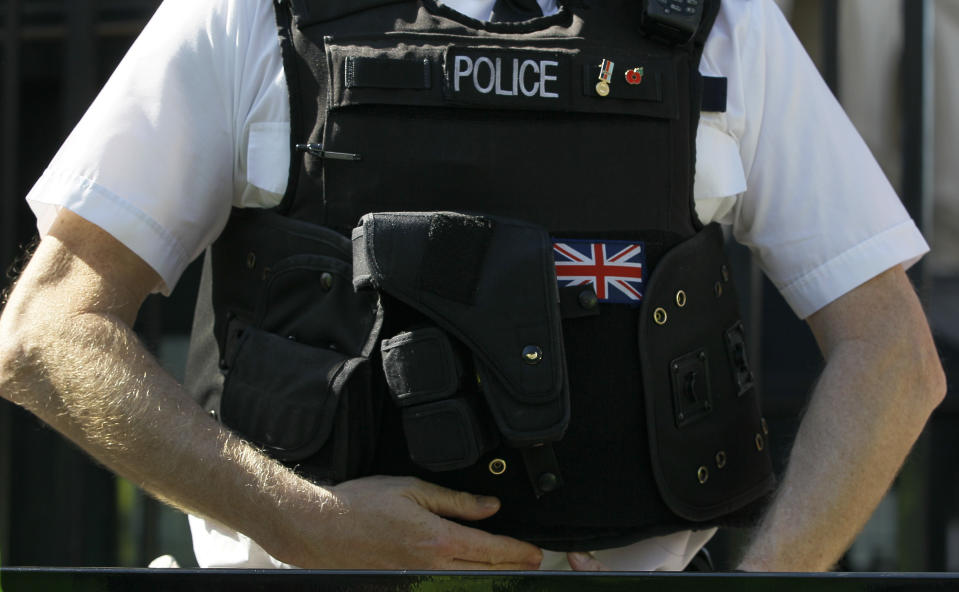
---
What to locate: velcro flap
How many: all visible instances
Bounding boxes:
[401,397,493,471]
[638,223,775,521]
[220,325,361,461]
[346,56,431,89]
[381,327,463,406]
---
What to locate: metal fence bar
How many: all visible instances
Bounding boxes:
[63,0,95,125]
[902,0,935,287]
[898,0,936,570]
[0,0,23,567]
[821,0,839,97]
[4,568,959,591]
[3,1,22,273]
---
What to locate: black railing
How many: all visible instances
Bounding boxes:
[3,568,959,592]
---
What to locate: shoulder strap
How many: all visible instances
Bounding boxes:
[289,0,412,26]
[694,0,722,48]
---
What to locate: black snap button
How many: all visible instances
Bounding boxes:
[578,289,599,310]
[537,472,559,493]
[320,272,334,292]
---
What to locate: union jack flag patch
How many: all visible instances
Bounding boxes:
[552,239,646,304]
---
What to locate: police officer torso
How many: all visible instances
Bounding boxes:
[186,0,774,551]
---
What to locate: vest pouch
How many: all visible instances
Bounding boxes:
[381,326,463,407]
[639,224,775,522]
[381,326,499,471]
[219,324,377,484]
[401,395,498,472]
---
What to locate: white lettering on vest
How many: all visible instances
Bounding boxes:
[519,59,539,97]
[453,55,473,92]
[453,54,561,99]
[473,56,496,94]
[494,57,516,96]
[540,60,559,98]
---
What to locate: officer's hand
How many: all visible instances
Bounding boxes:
[567,551,610,571]
[282,475,543,569]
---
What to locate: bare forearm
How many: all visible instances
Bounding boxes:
[740,343,936,569]
[738,269,945,571]
[0,294,329,560]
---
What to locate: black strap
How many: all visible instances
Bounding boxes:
[701,76,727,112]
[490,0,543,22]
[521,444,565,498]
[289,0,410,25]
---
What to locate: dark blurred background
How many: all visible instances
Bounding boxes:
[0,0,956,571]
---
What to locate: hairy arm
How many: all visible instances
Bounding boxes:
[736,266,946,571]
[0,210,542,569]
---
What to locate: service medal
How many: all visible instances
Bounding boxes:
[596,59,614,97]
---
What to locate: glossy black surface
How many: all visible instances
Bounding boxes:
[3,569,959,592]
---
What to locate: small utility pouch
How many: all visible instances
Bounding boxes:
[211,209,384,484]
[639,223,775,522]
[220,324,375,483]
[401,395,497,471]
[381,326,462,407]
[381,326,497,471]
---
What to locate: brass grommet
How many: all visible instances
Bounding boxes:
[755,433,765,451]
[675,290,687,308]
[246,252,256,270]
[697,466,709,484]
[715,451,727,469]
[653,307,668,325]
[714,281,723,298]
[489,459,507,475]
[761,417,769,435]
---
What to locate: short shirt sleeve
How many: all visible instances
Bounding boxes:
[25,0,288,294]
[697,0,929,319]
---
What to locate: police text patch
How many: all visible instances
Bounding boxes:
[445,47,570,108]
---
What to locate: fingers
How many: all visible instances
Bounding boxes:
[447,558,541,570]
[402,479,542,569]
[405,479,502,521]
[328,476,543,570]
[567,551,609,571]
[446,522,543,569]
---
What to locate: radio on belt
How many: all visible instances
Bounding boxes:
[640,0,704,45]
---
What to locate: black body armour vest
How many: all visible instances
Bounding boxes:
[185,0,775,551]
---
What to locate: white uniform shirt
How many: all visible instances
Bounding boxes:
[24,0,928,570]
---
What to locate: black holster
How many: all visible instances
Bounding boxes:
[353,211,570,493]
